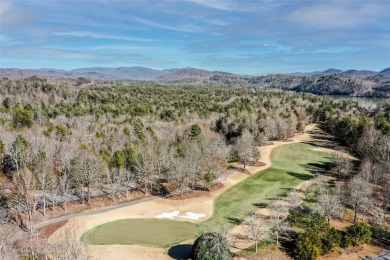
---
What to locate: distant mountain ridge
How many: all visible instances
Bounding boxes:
[1,66,389,80]
[1,66,389,97]
[0,67,174,81]
[157,67,236,81]
[288,68,389,78]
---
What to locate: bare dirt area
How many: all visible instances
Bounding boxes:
[38,220,69,238]
[321,244,384,259]
[168,183,224,200]
[234,249,291,260]
[329,219,351,232]
[248,161,267,167]
[48,124,322,260]
[233,244,384,260]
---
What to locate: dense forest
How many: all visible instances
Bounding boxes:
[0,76,389,259]
[2,67,390,98]
[210,73,390,97]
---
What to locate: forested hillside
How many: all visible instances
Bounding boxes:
[2,67,390,97]
[0,76,389,259]
[211,73,390,97]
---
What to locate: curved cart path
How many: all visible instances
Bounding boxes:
[10,196,158,243]
[372,251,390,260]
[49,125,316,260]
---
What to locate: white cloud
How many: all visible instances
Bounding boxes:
[288,2,383,29]
[52,31,157,42]
[186,0,235,11]
[0,34,20,45]
[86,44,177,53]
[128,16,203,33]
[0,0,40,28]
[0,1,12,17]
[2,45,97,60]
[185,0,271,12]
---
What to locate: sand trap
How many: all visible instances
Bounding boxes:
[178,212,207,220]
[156,211,206,220]
[156,210,180,219]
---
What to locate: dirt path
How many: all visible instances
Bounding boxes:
[49,124,317,260]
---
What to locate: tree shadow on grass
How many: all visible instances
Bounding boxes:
[287,171,312,180]
[304,127,337,149]
[227,217,243,225]
[296,161,334,176]
[168,244,192,260]
[253,202,268,208]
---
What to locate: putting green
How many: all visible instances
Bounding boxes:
[82,219,199,247]
[82,142,330,247]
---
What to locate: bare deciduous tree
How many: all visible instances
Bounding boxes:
[170,157,191,196]
[243,213,267,252]
[34,160,52,216]
[381,176,390,219]
[135,146,154,194]
[10,168,36,233]
[74,153,104,204]
[316,187,342,222]
[269,198,289,245]
[333,152,353,180]
[236,129,257,171]
[48,222,91,260]
[347,174,373,223]
[286,189,302,210]
[0,222,18,260]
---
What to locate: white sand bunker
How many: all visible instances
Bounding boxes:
[156,210,180,219]
[178,212,207,220]
[156,211,206,220]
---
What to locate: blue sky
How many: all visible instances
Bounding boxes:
[0,0,389,75]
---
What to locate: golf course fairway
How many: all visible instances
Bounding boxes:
[82,142,330,247]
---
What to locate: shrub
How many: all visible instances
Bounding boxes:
[294,228,322,260]
[186,124,202,139]
[321,227,342,254]
[343,222,372,247]
[12,108,34,128]
[55,124,71,140]
[0,139,4,155]
[192,232,232,260]
[291,211,342,258]
[133,118,146,141]
[371,227,390,241]
[2,97,12,109]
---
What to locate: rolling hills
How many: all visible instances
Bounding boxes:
[1,67,389,97]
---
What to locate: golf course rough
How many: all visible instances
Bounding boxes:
[81,142,330,247]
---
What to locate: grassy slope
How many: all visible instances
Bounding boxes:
[82,142,330,246]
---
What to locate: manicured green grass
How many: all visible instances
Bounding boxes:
[82,143,330,247]
[82,218,199,247]
[200,142,330,231]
